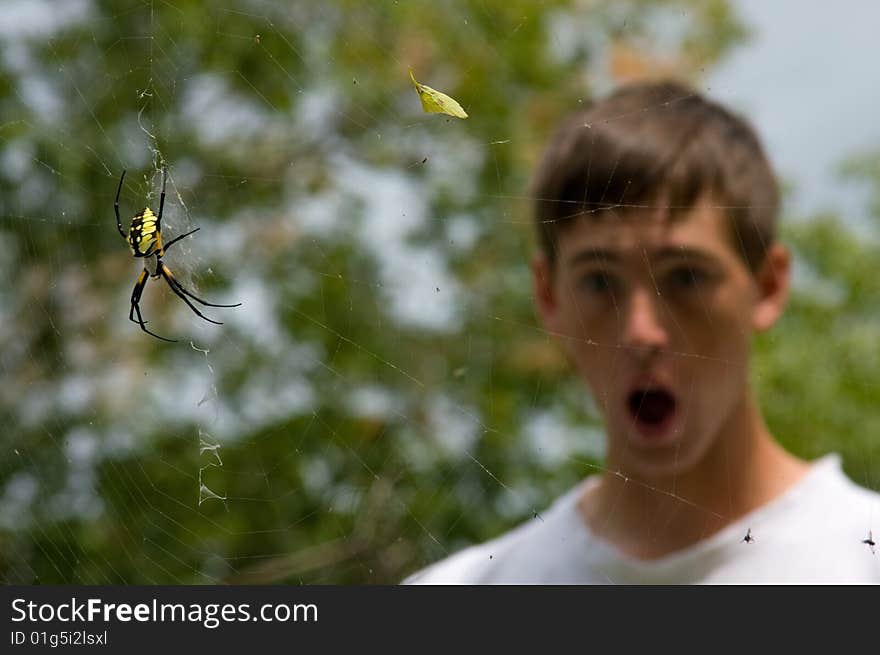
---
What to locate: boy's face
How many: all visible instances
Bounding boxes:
[533,200,790,480]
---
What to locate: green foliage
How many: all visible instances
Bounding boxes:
[755,211,880,487]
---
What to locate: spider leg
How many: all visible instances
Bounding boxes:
[162,227,200,253]
[130,268,177,342]
[159,261,242,308]
[115,170,127,239]
[129,268,148,324]
[157,166,168,226]
[159,263,224,325]
[155,166,169,255]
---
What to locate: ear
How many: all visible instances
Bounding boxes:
[751,243,790,332]
[532,253,562,333]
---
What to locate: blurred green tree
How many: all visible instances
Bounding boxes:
[1,0,875,585]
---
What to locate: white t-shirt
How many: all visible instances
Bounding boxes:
[404,454,880,584]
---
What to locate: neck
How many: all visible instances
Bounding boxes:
[580,390,809,560]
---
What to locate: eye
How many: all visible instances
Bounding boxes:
[578,271,616,295]
[668,267,708,289]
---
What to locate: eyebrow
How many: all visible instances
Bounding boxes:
[565,249,619,267]
[566,246,720,267]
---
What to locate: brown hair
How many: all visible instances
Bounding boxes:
[531,80,780,273]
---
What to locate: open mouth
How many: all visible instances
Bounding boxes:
[627,388,677,430]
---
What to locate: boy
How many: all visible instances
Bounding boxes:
[405,80,880,583]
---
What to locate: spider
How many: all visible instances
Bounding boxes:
[742,528,755,544]
[115,167,240,342]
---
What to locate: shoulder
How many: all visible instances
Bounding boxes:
[758,453,880,542]
[759,454,880,581]
[806,453,880,516]
[402,481,591,585]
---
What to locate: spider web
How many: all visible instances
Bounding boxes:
[1,0,879,585]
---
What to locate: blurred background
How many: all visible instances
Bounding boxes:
[1,0,878,584]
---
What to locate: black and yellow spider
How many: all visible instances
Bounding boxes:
[115,167,240,342]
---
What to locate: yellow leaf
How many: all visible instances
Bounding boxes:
[409,70,468,119]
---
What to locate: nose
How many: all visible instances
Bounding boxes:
[621,286,670,358]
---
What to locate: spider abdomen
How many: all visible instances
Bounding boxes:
[128,207,160,257]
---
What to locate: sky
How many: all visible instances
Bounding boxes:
[710,0,880,226]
